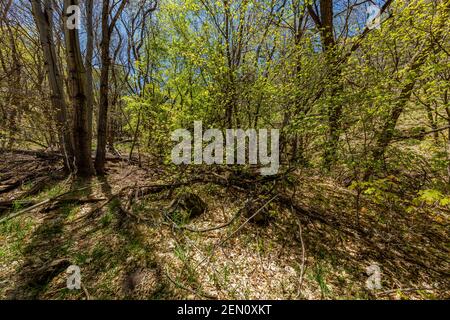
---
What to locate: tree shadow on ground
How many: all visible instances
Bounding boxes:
[268,181,450,299]
[6,171,173,299]
[6,177,93,299]
[94,175,171,299]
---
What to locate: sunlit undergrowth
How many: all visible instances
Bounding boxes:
[0,157,448,300]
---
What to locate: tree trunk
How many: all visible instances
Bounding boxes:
[364,54,429,179]
[85,0,94,153]
[320,0,341,170]
[95,0,111,174]
[308,0,340,169]
[63,0,94,177]
[31,0,74,172]
[95,0,128,174]
[319,0,334,51]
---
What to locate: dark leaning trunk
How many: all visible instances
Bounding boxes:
[95,0,112,175]
[363,80,416,180]
[63,0,94,177]
[94,0,130,173]
[95,37,110,174]
[363,41,436,180]
[85,0,94,153]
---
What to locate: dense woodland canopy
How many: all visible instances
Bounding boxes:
[1,0,449,179]
[0,0,449,300]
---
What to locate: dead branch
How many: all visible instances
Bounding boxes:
[192,195,278,272]
[166,199,249,233]
[164,266,218,300]
[0,187,91,223]
[375,287,441,296]
[295,212,306,298]
[393,125,450,141]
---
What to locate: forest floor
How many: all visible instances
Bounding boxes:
[0,150,448,300]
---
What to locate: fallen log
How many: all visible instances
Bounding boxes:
[0,148,61,159]
[0,148,139,165]
[0,199,35,210]
[0,187,97,223]
[0,168,58,195]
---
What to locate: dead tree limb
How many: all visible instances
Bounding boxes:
[0,187,90,223]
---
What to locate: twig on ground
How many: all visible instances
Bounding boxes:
[192,195,278,271]
[295,209,306,299]
[375,287,441,296]
[81,283,92,300]
[216,195,277,247]
[171,204,246,233]
[164,266,218,300]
